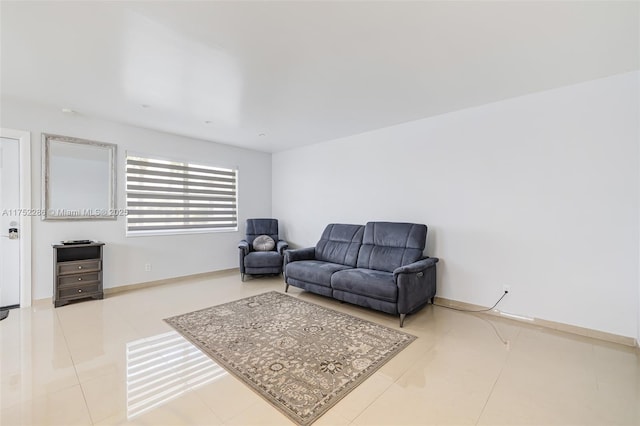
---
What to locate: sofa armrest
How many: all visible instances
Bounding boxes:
[394,257,439,315]
[283,247,315,283]
[277,240,289,255]
[284,247,315,263]
[393,257,438,277]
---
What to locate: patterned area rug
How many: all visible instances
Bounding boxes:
[164,291,416,425]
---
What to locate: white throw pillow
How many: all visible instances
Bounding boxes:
[253,235,275,251]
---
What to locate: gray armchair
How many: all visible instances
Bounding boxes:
[238,218,288,281]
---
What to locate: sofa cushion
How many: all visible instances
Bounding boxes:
[287,278,333,298]
[244,251,283,268]
[357,222,427,273]
[286,260,352,287]
[333,290,398,315]
[315,224,364,267]
[331,268,397,303]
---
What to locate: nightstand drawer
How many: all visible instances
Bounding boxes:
[58,272,100,287]
[58,260,101,275]
[58,283,100,299]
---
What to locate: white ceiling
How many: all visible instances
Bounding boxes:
[1,1,638,153]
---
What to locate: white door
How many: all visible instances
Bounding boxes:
[0,137,20,308]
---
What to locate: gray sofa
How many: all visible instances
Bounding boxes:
[284,222,438,327]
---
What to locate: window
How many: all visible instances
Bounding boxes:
[126,154,237,235]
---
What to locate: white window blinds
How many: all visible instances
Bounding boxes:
[126,155,237,234]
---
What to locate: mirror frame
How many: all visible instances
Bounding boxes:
[42,133,117,220]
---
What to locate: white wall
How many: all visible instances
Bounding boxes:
[1,98,272,300]
[273,72,639,339]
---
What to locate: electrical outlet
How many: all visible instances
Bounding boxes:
[144,263,152,272]
[503,285,511,294]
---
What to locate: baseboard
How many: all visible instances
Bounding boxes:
[32,273,639,349]
[104,268,239,295]
[433,296,638,348]
[32,298,52,308]
[33,268,241,306]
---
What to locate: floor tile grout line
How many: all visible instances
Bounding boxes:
[0,308,77,413]
[591,343,601,393]
[54,306,97,425]
[347,343,437,425]
[474,325,523,426]
[189,381,228,425]
[341,378,395,425]
[221,398,294,426]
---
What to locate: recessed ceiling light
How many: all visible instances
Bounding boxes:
[61,108,77,114]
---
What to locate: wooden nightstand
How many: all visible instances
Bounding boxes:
[52,242,104,307]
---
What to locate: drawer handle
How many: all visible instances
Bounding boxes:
[78,289,82,293]
[78,277,82,281]
[78,266,83,270]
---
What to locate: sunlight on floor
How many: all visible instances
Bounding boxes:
[126,331,227,420]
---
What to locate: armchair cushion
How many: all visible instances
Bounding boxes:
[244,251,283,268]
[246,219,279,246]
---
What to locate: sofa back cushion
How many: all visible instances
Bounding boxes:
[315,224,364,267]
[357,222,427,272]
[246,218,279,247]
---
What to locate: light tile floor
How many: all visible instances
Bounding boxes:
[1,271,639,425]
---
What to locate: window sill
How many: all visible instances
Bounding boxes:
[126,227,238,238]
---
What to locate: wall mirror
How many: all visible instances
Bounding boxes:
[42,134,117,220]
